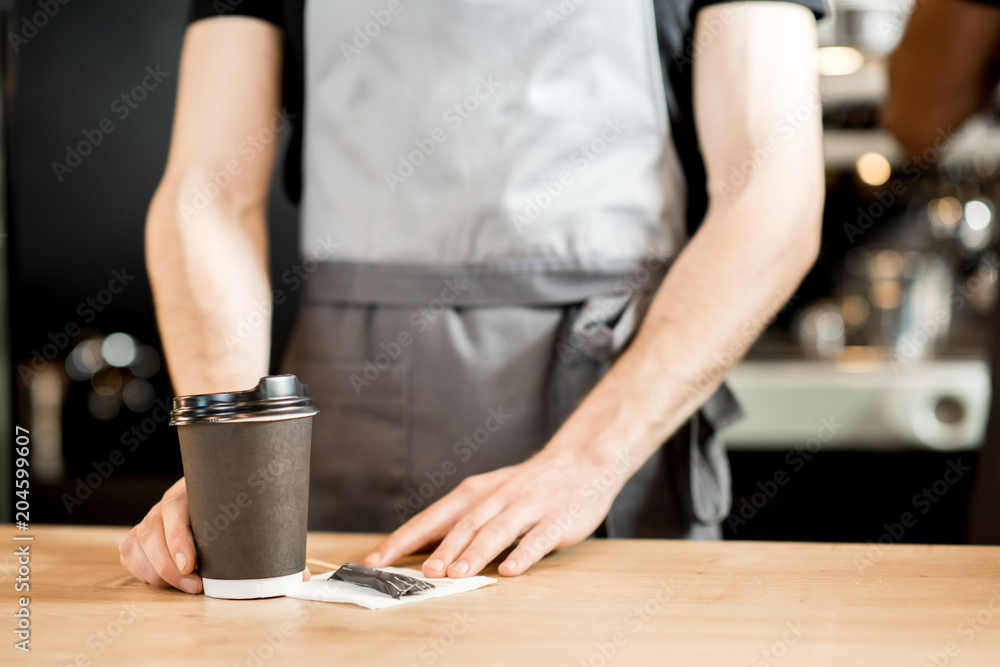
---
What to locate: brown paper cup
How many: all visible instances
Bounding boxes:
[171,375,318,599]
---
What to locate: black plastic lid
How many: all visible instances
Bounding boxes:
[170,375,318,425]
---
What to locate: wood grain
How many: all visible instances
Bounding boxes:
[3,525,1000,666]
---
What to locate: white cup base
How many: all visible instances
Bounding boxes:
[202,570,306,599]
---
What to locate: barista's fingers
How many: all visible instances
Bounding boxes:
[364,496,465,569]
[446,507,536,578]
[160,478,198,577]
[119,529,170,588]
[135,508,202,595]
[420,497,508,578]
[366,471,508,568]
[498,518,562,577]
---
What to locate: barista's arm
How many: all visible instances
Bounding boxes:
[367,2,824,577]
[884,0,1000,156]
[119,16,283,594]
[147,17,283,396]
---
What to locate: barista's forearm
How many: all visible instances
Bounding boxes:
[146,179,271,397]
[542,184,820,478]
[538,1,823,483]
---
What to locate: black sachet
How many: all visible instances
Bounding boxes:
[330,562,436,599]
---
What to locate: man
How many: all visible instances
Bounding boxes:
[120,0,825,595]
[884,0,1000,544]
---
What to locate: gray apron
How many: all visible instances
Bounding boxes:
[287,0,741,538]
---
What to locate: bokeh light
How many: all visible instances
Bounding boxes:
[856,152,892,186]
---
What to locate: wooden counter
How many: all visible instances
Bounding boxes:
[3,524,1000,666]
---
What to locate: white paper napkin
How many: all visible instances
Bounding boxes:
[286,566,496,610]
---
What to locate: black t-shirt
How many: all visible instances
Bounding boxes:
[189,0,825,234]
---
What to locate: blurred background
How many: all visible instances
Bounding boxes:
[2,0,302,526]
[2,0,997,543]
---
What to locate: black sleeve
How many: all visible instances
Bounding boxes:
[691,0,826,20]
[189,0,285,26]
[186,1,306,204]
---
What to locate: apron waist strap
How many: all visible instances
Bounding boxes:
[300,259,671,308]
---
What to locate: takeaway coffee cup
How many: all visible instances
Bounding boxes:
[170,375,318,599]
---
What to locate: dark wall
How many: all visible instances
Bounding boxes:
[11,1,184,345]
[8,0,300,525]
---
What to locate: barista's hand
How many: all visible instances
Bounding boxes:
[119,478,312,593]
[119,478,202,593]
[364,450,624,578]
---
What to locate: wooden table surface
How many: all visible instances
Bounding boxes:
[3,524,1000,666]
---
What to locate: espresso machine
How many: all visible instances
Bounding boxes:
[723,0,998,543]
